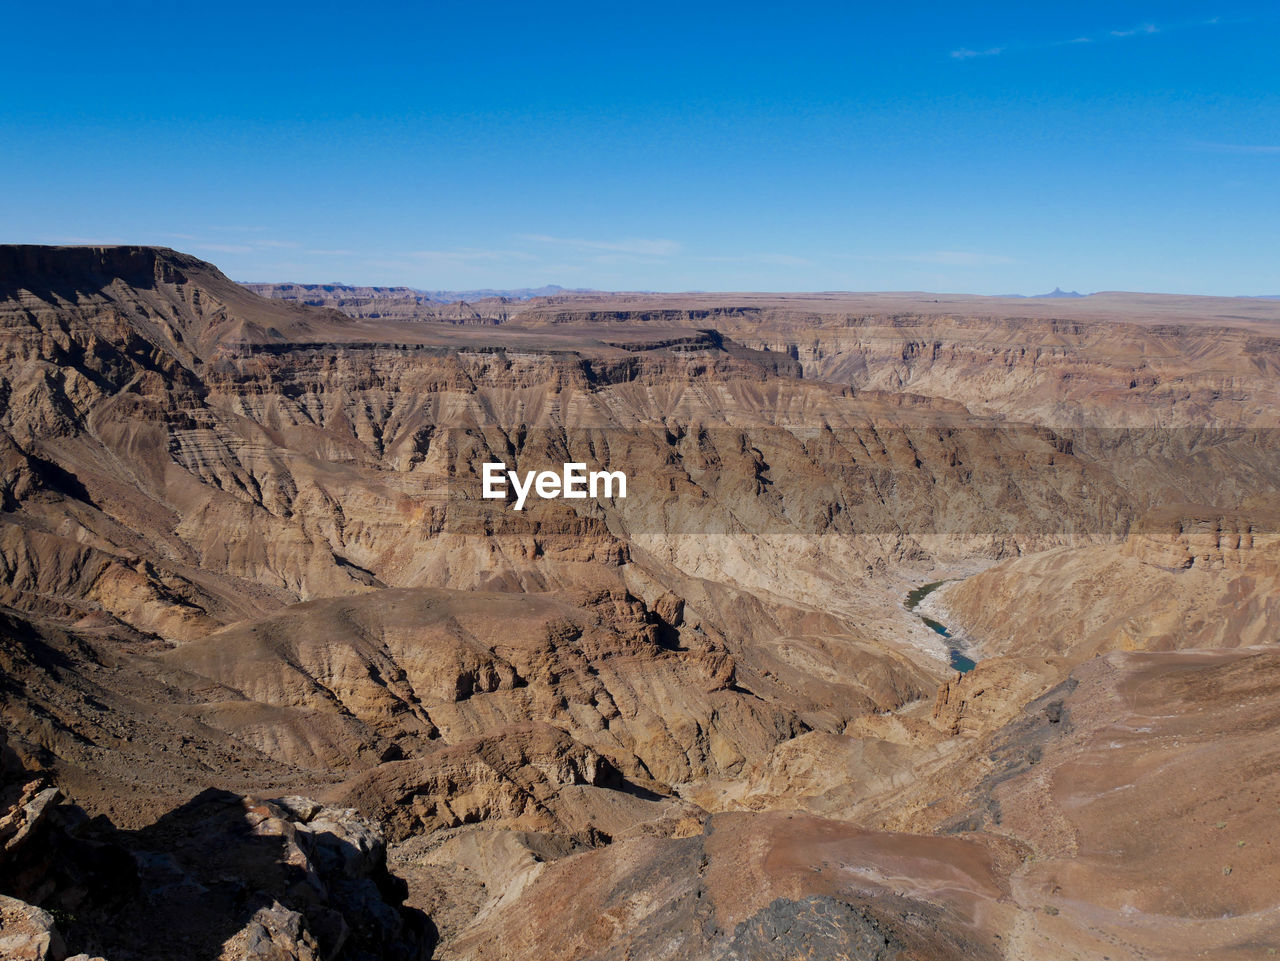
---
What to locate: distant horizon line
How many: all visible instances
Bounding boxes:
[235,279,1280,303]
[5,242,1278,301]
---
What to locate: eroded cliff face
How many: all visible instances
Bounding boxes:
[4,247,1280,960]
[936,509,1280,661]
[240,283,515,325]
[727,316,1280,428]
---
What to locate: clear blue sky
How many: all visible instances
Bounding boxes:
[2,2,1277,294]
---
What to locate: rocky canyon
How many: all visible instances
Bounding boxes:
[3,244,1280,960]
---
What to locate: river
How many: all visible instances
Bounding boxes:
[905,580,977,673]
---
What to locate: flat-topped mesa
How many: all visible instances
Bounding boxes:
[0,244,358,362]
[0,243,206,298]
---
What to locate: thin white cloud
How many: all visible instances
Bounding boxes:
[1110,23,1159,37]
[955,15,1229,60]
[950,46,1004,59]
[519,234,682,257]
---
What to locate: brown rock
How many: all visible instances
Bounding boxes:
[0,895,65,961]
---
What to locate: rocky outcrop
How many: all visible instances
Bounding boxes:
[0,895,67,961]
[337,724,611,842]
[0,774,429,961]
[930,657,1065,737]
[2,725,428,961]
[0,782,63,901]
[219,901,321,961]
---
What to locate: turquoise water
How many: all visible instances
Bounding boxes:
[905,580,976,673]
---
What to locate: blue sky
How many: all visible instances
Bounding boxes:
[2,2,1277,294]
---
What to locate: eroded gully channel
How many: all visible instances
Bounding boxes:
[905,580,977,674]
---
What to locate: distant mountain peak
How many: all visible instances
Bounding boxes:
[996,287,1088,299]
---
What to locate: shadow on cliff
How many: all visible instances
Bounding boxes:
[0,245,169,303]
[1,776,435,961]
